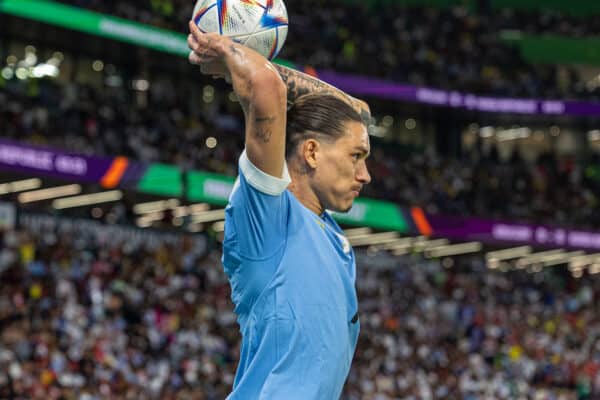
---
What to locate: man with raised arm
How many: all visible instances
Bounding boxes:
[188,21,372,399]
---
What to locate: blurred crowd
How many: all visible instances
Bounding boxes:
[0,215,231,399]
[364,147,600,229]
[0,76,245,177]
[3,2,600,399]
[56,0,598,99]
[3,78,600,229]
[2,218,600,399]
[348,250,600,400]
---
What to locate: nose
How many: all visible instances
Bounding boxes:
[356,160,371,184]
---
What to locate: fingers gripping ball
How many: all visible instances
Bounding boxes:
[192,0,288,60]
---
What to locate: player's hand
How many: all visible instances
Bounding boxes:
[188,21,232,82]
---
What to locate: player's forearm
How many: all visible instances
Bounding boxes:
[218,40,284,112]
[213,37,287,177]
[273,64,374,128]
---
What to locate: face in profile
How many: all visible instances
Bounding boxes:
[312,120,371,213]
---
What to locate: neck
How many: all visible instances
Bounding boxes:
[287,168,324,216]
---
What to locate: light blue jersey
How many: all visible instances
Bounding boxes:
[222,151,360,399]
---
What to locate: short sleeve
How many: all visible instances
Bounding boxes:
[224,150,291,260]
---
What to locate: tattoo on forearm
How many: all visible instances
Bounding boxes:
[256,116,276,124]
[275,65,357,110]
[274,65,373,131]
[253,116,275,143]
[254,127,272,143]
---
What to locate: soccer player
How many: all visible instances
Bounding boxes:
[188,21,372,399]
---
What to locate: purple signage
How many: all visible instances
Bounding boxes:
[427,213,600,251]
[0,138,114,182]
[318,70,600,117]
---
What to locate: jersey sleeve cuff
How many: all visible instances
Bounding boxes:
[239,150,291,196]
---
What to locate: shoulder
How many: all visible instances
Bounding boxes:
[237,149,291,196]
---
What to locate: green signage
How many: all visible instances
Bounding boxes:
[187,171,236,206]
[341,0,600,15]
[331,198,409,232]
[137,164,183,196]
[0,0,408,232]
[490,0,600,16]
[0,0,292,64]
[501,33,600,66]
[0,0,190,56]
[187,171,409,231]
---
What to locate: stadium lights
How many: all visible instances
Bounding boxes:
[172,203,211,217]
[392,247,413,256]
[588,130,600,142]
[380,237,416,251]
[391,241,417,256]
[364,236,452,255]
[0,178,42,195]
[569,252,600,270]
[136,211,165,225]
[479,126,494,138]
[515,249,565,268]
[542,250,584,267]
[136,218,153,228]
[486,246,532,262]
[496,127,531,142]
[175,203,211,217]
[380,236,423,250]
[212,220,225,232]
[425,242,482,258]
[348,231,399,247]
[387,237,450,255]
[31,63,59,78]
[412,238,449,252]
[18,184,81,203]
[373,237,416,256]
[191,208,226,224]
[53,190,123,209]
[133,199,180,214]
[343,227,372,238]
[588,264,600,275]
[133,201,211,217]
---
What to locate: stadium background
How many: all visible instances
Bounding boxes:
[2,0,600,398]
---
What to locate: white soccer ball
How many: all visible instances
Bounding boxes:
[192,0,288,60]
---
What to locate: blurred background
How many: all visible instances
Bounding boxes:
[2,0,600,399]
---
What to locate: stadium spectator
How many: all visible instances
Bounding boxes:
[55,0,599,99]
[2,79,600,229]
[1,218,600,398]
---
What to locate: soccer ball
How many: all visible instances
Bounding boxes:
[192,0,288,60]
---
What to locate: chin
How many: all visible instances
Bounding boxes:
[333,201,354,213]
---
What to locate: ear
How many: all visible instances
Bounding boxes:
[302,139,320,169]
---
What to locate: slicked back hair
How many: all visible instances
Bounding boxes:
[285,94,363,160]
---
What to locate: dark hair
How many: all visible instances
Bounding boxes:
[285,94,363,159]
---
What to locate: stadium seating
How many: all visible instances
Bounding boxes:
[55,0,600,99]
[3,79,600,229]
[1,220,598,398]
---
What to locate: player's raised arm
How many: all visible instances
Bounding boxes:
[188,21,287,179]
[274,65,374,131]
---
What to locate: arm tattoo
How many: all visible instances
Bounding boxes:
[274,65,363,114]
[254,116,275,143]
[274,65,374,131]
[255,116,276,124]
[255,126,273,143]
